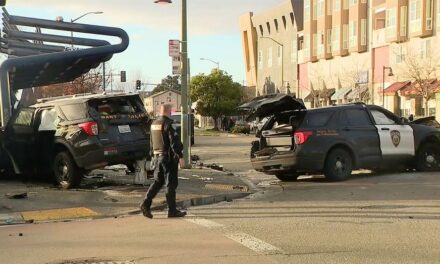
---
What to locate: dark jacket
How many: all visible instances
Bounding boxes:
[150,116,183,158]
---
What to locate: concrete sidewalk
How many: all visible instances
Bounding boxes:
[0,167,252,225]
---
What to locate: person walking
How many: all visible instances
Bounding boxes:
[140,104,186,219]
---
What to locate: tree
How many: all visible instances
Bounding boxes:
[151,75,181,95]
[38,66,104,98]
[190,69,242,130]
[398,49,439,116]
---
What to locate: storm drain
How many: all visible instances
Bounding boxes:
[51,260,135,264]
[204,184,249,192]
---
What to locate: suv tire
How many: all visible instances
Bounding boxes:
[275,172,299,182]
[53,151,82,189]
[416,143,440,172]
[324,148,353,181]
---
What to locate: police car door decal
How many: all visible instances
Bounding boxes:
[375,125,415,156]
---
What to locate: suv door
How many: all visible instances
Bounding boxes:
[3,108,37,174]
[339,108,381,168]
[368,107,415,159]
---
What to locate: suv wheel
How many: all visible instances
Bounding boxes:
[416,144,440,172]
[324,148,353,181]
[275,172,299,182]
[53,151,82,189]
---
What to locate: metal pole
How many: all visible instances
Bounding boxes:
[180,0,191,168]
[281,45,284,92]
[187,57,191,156]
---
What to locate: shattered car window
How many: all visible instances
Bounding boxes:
[14,109,34,126]
[59,103,88,121]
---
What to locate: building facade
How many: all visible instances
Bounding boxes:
[240,0,440,120]
[144,89,181,117]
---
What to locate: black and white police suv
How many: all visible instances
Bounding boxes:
[239,94,440,181]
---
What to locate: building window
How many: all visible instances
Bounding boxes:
[266,22,271,34]
[349,20,357,47]
[395,45,406,63]
[258,50,263,69]
[333,0,340,11]
[282,16,287,29]
[343,24,349,49]
[313,0,317,20]
[317,30,324,55]
[304,0,310,22]
[400,6,408,37]
[349,0,357,7]
[304,34,310,58]
[361,19,367,45]
[290,12,295,25]
[259,25,264,36]
[274,19,279,32]
[277,45,282,65]
[317,0,324,17]
[426,0,433,30]
[268,47,273,67]
[332,26,340,51]
[409,0,421,33]
[326,29,332,53]
[313,33,318,56]
[420,39,431,58]
[386,8,397,37]
[291,39,297,63]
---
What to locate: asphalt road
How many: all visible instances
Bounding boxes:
[1,133,440,263]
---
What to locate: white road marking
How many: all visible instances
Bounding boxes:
[226,232,283,254]
[186,217,282,255]
[185,218,224,228]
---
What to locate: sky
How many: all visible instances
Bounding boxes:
[6,0,284,91]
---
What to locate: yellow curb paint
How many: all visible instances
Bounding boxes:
[21,207,98,221]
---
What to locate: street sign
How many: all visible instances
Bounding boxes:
[169,40,180,57]
[172,56,181,75]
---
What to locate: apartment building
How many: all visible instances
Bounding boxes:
[240,0,440,120]
[144,89,181,116]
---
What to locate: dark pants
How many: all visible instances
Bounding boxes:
[143,155,179,212]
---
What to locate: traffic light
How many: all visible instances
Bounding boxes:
[0,1,6,6]
[136,80,141,90]
[120,71,126,82]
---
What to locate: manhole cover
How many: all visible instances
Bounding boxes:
[50,259,135,264]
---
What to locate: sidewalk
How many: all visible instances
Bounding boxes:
[0,167,252,225]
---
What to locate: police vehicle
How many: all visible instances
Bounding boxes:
[239,94,440,181]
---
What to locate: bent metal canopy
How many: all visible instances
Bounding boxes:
[0,8,129,125]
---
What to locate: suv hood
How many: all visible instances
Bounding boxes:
[410,116,440,128]
[238,94,306,119]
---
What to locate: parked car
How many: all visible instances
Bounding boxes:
[233,120,251,134]
[239,94,440,181]
[0,93,151,188]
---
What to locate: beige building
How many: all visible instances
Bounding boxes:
[144,89,181,116]
[240,0,303,96]
[241,0,440,120]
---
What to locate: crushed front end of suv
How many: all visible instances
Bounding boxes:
[1,93,150,188]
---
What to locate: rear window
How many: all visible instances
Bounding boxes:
[88,96,145,118]
[59,103,88,121]
[302,111,333,128]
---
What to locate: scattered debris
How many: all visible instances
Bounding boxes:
[178,177,190,180]
[191,174,200,178]
[5,192,28,199]
[19,233,23,236]
[104,197,119,203]
[191,155,200,161]
[201,177,214,182]
[206,163,224,171]
[25,219,34,224]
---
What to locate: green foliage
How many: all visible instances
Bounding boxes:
[190,69,243,125]
[152,75,181,95]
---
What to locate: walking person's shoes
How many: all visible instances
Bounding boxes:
[168,209,187,218]
[140,202,153,219]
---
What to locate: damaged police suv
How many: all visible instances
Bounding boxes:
[239,94,440,181]
[0,93,150,188]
